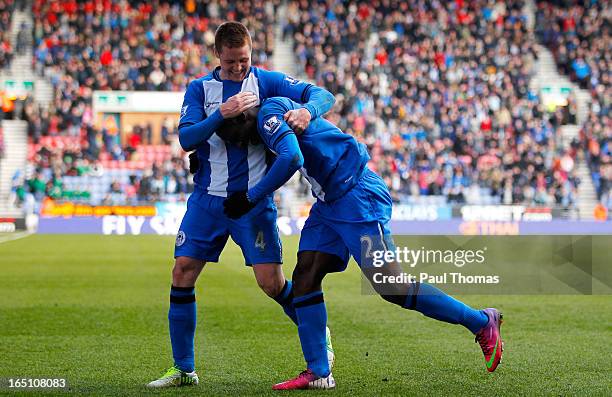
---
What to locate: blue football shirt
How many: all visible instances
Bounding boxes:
[257,97,370,202]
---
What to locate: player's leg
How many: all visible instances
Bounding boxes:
[251,263,297,323]
[357,225,503,371]
[355,222,489,332]
[147,257,204,388]
[273,251,341,390]
[148,192,230,388]
[167,256,204,374]
[292,251,343,295]
[293,218,348,379]
[228,196,297,324]
[291,250,343,373]
[253,254,337,381]
[337,170,503,370]
[272,217,347,390]
[253,252,338,371]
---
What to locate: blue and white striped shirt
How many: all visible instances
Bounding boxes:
[178,66,335,197]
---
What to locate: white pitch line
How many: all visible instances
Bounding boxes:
[0,231,33,244]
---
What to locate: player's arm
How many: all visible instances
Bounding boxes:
[178,80,223,151]
[300,85,335,120]
[248,101,304,202]
[263,70,335,132]
[178,82,258,151]
[247,132,303,203]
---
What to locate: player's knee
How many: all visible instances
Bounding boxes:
[377,280,411,307]
[292,265,320,296]
[253,263,285,297]
[256,277,284,298]
[172,257,204,285]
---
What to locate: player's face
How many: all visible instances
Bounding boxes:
[217,44,251,82]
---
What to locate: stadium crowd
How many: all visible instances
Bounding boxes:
[0,0,14,69]
[8,0,603,213]
[286,0,580,208]
[17,116,191,206]
[536,0,611,210]
[26,0,278,140]
[16,137,193,208]
[32,0,277,91]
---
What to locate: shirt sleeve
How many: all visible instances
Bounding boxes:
[247,133,303,203]
[301,85,336,120]
[177,80,224,151]
[261,70,336,119]
[256,100,295,150]
[247,101,304,202]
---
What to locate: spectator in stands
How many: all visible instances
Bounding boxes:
[0,30,12,69]
[16,22,28,55]
[1,90,14,119]
[593,201,608,221]
[0,0,14,69]
[27,170,47,202]
[104,180,127,205]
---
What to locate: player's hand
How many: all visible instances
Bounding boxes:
[284,108,311,134]
[188,152,199,174]
[220,92,258,119]
[223,191,256,219]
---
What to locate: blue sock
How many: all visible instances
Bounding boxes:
[294,291,329,378]
[404,282,488,334]
[168,286,196,372]
[273,280,298,325]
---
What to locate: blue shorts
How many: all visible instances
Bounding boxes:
[174,190,282,265]
[298,168,395,271]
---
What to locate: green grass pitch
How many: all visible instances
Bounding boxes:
[0,234,610,396]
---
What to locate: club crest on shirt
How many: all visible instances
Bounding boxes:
[180,105,188,119]
[263,116,281,134]
[176,231,186,246]
[284,76,300,85]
